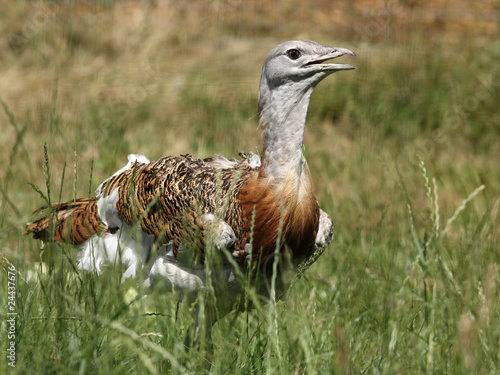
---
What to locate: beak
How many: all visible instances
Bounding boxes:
[305,47,356,71]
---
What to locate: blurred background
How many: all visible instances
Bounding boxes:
[1,1,498,221]
[0,1,499,373]
[1,1,499,202]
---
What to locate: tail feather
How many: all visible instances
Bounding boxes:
[24,198,114,245]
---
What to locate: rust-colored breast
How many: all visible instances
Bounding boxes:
[238,173,282,263]
[238,168,320,264]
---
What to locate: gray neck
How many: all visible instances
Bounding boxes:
[259,80,315,184]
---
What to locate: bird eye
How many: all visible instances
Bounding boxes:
[286,49,301,60]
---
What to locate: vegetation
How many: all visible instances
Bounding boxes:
[0,1,499,373]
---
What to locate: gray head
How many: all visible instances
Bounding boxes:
[259,40,355,109]
[256,40,355,181]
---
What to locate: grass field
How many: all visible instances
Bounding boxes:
[1,1,499,373]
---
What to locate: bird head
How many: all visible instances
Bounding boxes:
[259,40,355,106]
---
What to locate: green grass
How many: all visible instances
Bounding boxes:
[1,1,499,374]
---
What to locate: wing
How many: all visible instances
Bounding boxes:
[97,154,255,259]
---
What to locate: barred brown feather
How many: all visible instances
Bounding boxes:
[97,154,285,263]
[24,198,114,245]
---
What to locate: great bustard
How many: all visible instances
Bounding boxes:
[26,39,355,327]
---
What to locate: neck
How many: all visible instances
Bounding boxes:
[259,81,315,186]
[253,76,320,262]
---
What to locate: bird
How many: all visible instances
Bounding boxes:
[25,39,355,335]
